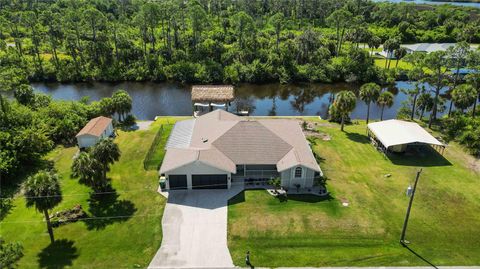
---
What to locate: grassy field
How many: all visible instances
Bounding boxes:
[374,58,414,70]
[144,123,174,170]
[1,118,178,268]
[228,120,480,267]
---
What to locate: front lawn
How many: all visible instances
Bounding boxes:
[1,118,178,268]
[228,120,480,267]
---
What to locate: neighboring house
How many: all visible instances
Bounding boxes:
[377,43,474,59]
[76,116,114,149]
[159,110,322,190]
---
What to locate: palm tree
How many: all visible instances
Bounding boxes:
[24,170,62,243]
[383,38,400,69]
[91,138,121,189]
[394,47,407,68]
[451,84,477,113]
[416,93,434,121]
[333,90,356,131]
[377,91,394,121]
[359,83,380,124]
[71,151,101,190]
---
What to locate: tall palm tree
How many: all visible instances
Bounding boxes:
[451,84,477,114]
[394,47,407,68]
[359,83,380,124]
[91,138,121,188]
[416,93,434,121]
[377,91,394,121]
[333,90,356,131]
[71,151,101,190]
[24,170,62,243]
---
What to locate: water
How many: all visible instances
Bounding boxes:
[31,81,449,121]
[373,0,480,8]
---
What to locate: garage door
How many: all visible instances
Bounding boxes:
[168,175,188,190]
[192,174,227,189]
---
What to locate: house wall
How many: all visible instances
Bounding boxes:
[101,123,114,138]
[280,165,317,189]
[165,161,231,190]
[77,135,99,148]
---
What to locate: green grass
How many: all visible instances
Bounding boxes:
[374,58,414,70]
[1,117,179,268]
[228,120,480,267]
[144,123,174,170]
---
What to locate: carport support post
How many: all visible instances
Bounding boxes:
[400,168,422,246]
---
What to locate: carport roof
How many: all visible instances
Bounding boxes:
[367,120,444,149]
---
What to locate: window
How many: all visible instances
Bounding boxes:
[294,167,302,178]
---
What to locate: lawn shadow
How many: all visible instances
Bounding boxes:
[388,145,451,167]
[346,132,370,144]
[287,193,335,203]
[83,189,137,230]
[37,239,79,269]
[403,244,438,268]
[228,191,245,206]
[1,159,54,198]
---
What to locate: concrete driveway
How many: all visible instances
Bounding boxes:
[148,185,243,268]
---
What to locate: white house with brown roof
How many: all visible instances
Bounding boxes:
[76,116,114,149]
[159,110,322,190]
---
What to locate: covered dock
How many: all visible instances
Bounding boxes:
[367,120,445,154]
[191,85,235,117]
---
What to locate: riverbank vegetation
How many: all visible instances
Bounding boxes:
[0,0,479,86]
[228,119,480,267]
[0,87,134,193]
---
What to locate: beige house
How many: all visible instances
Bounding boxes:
[76,116,114,149]
[159,110,322,190]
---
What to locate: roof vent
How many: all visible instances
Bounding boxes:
[202,138,209,143]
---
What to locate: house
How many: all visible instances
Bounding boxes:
[191,85,235,117]
[367,120,445,154]
[76,116,114,149]
[159,110,322,190]
[377,43,474,59]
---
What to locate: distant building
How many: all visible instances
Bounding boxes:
[76,116,114,149]
[377,43,474,59]
[402,43,456,53]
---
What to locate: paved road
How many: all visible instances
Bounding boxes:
[248,267,480,269]
[148,185,243,269]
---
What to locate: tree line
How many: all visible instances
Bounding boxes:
[330,43,480,155]
[0,0,479,87]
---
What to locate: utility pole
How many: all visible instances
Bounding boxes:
[400,168,422,246]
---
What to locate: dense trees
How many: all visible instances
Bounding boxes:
[0,88,132,182]
[24,170,62,243]
[451,84,477,114]
[0,0,478,85]
[0,238,23,268]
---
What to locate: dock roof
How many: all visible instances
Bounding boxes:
[191,85,235,102]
